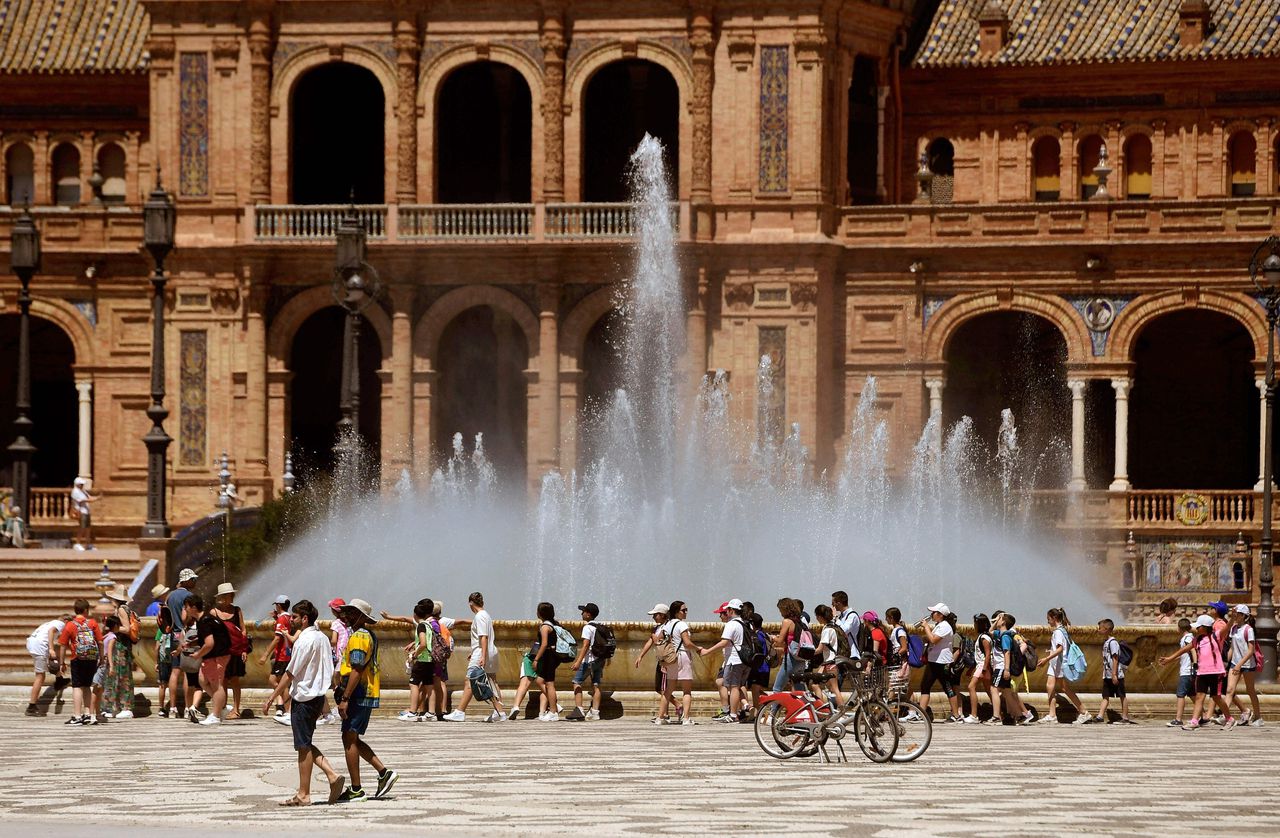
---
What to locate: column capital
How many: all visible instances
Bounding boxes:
[924,378,945,392]
[1067,379,1087,395]
[1111,377,1132,396]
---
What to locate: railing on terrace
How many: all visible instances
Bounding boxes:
[254,204,388,240]
[399,204,532,240]
[0,487,70,524]
[1127,490,1258,525]
[545,202,679,239]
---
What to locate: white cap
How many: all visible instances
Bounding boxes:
[1193,614,1215,629]
[928,602,951,616]
[726,598,744,611]
[177,568,198,582]
[1234,604,1251,615]
[647,603,669,616]
[273,594,290,605]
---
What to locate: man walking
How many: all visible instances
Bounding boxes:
[263,600,345,806]
[335,599,398,802]
[443,591,506,722]
[700,599,749,723]
[166,568,198,627]
[260,595,294,724]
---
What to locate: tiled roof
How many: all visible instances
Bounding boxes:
[0,0,149,73]
[913,0,1280,67]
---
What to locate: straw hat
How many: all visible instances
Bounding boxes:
[343,598,375,621]
[150,583,170,599]
[105,584,129,603]
[215,582,237,598]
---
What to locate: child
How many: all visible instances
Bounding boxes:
[1224,604,1262,729]
[396,600,437,722]
[1184,614,1231,730]
[1038,607,1087,724]
[813,605,845,705]
[566,603,604,721]
[155,607,177,717]
[1158,618,1196,727]
[991,612,1035,725]
[964,613,993,724]
[884,607,917,712]
[1094,619,1135,724]
[748,613,771,711]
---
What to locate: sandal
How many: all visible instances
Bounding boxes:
[328,777,346,804]
[225,710,241,721]
[279,796,309,807]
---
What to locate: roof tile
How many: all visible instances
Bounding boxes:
[0,0,147,73]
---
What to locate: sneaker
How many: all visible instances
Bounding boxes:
[585,709,600,721]
[564,708,586,721]
[1167,719,1183,727]
[1093,716,1105,725]
[85,715,99,725]
[492,710,506,722]
[187,708,200,724]
[101,712,114,719]
[480,711,495,723]
[1210,715,1225,726]
[1119,717,1138,725]
[719,714,739,724]
[372,768,399,800]
[24,704,39,717]
[336,787,366,804]
[1250,719,1265,727]
[1239,709,1253,724]
[681,718,697,726]
[1022,712,1037,725]
[199,715,222,726]
[540,711,559,722]
[272,713,292,726]
[443,709,466,722]
[1224,716,1238,730]
[396,710,418,722]
[902,711,924,722]
[65,715,84,726]
[157,708,169,719]
[115,710,134,720]
[1183,719,1202,730]
[416,713,432,722]
[712,707,730,720]
[507,707,520,721]
[325,710,341,725]
[652,716,670,725]
[556,703,563,714]
[962,715,979,724]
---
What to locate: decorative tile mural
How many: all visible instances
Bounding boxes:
[758,45,789,193]
[757,326,786,445]
[179,330,208,466]
[1067,295,1132,356]
[1130,537,1248,593]
[179,53,210,197]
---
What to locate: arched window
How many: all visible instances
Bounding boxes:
[1031,136,1060,201]
[1228,130,1256,197]
[1124,134,1152,200]
[846,56,879,205]
[1122,562,1134,590]
[4,143,34,205]
[1233,561,1246,591]
[583,59,679,202]
[51,143,81,205]
[927,138,954,204]
[436,62,533,203]
[97,143,127,204]
[290,63,385,203]
[1078,135,1103,199]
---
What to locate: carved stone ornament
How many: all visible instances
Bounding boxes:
[724,282,756,310]
[211,286,241,313]
[146,38,176,64]
[728,34,756,70]
[212,39,241,64]
[789,282,818,310]
[794,29,827,69]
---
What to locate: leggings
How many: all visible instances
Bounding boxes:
[920,661,956,698]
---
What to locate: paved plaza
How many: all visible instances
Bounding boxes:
[4,711,1279,837]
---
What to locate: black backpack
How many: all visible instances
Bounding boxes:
[735,618,761,667]
[949,634,975,679]
[589,622,616,660]
[835,625,852,660]
[854,621,875,657]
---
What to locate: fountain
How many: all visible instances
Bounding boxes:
[241,135,1101,621]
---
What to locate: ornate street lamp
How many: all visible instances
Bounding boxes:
[331,203,381,466]
[7,205,40,528]
[1249,235,1280,683]
[141,172,176,539]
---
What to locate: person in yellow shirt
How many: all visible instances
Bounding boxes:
[335,599,397,803]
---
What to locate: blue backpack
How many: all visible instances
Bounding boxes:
[1060,629,1088,681]
[906,633,926,668]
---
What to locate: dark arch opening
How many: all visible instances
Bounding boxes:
[583,59,679,202]
[437,62,532,203]
[291,63,385,204]
[1130,310,1255,489]
[435,307,529,487]
[0,315,77,487]
[579,308,625,467]
[927,138,954,204]
[288,307,382,480]
[943,311,1070,489]
[846,56,879,205]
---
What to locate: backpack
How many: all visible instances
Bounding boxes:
[225,619,250,656]
[1116,641,1134,668]
[949,633,975,678]
[589,622,617,660]
[120,607,140,644]
[655,622,682,665]
[834,625,852,660]
[906,633,926,668]
[854,621,874,657]
[73,618,99,660]
[430,619,452,663]
[735,618,761,666]
[755,629,771,669]
[549,622,577,662]
[1020,637,1038,673]
[1008,635,1029,677]
[794,626,817,661]
[1061,629,1088,682]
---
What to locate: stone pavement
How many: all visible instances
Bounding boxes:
[3,710,1280,837]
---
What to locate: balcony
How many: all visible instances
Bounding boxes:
[839,196,1279,246]
[1027,488,1275,532]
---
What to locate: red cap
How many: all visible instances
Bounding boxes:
[328,598,346,610]
[713,601,730,614]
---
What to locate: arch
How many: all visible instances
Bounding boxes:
[1227,129,1257,196]
[924,291,1092,366]
[434,60,534,203]
[1104,290,1268,364]
[926,137,954,204]
[96,142,127,203]
[559,287,618,367]
[565,42,692,200]
[1030,135,1061,201]
[266,285,393,371]
[0,312,79,485]
[845,55,879,205]
[50,142,81,205]
[413,285,540,366]
[26,298,95,368]
[581,58,680,202]
[5,141,34,205]
[289,62,386,203]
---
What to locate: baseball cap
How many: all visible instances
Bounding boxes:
[928,602,951,616]
[862,610,879,624]
[273,594,290,605]
[647,603,669,616]
[1234,604,1251,615]
[712,601,730,614]
[328,597,346,610]
[177,568,198,582]
[1208,600,1228,616]
[577,602,600,619]
[1193,615,1214,629]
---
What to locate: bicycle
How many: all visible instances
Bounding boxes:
[883,667,932,763]
[753,657,898,764]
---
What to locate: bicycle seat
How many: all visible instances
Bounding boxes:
[831,655,864,670]
[792,670,832,684]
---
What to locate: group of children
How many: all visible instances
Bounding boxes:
[1159,600,1264,730]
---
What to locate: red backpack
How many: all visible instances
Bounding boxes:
[225,618,251,656]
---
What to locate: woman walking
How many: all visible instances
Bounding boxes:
[634,603,671,718]
[772,598,803,691]
[102,585,135,719]
[532,602,563,721]
[1038,607,1086,724]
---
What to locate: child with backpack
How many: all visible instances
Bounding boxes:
[963,613,994,724]
[1093,618,1135,724]
[748,613,772,711]
[813,605,846,705]
[1038,607,1087,724]
[990,611,1034,725]
[1158,617,1197,727]
[55,599,101,726]
[1184,614,1232,731]
[700,599,751,723]
[1223,604,1262,728]
[884,608,919,714]
[532,602,572,721]
[566,602,611,721]
[155,606,177,718]
[396,599,439,722]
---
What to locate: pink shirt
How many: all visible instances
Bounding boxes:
[1195,633,1225,675]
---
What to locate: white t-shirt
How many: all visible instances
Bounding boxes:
[27,619,65,657]
[927,620,954,664]
[663,619,689,657]
[286,625,335,701]
[1102,637,1124,679]
[819,625,838,663]
[1178,631,1195,677]
[70,487,89,515]
[581,623,597,664]
[1230,624,1256,669]
[890,625,908,660]
[468,609,498,669]
[834,609,862,659]
[721,619,744,666]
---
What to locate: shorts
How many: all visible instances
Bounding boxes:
[410,661,435,686]
[226,655,246,679]
[79,510,91,529]
[572,658,604,686]
[437,662,449,682]
[1045,655,1064,679]
[70,658,97,689]
[1176,674,1194,699]
[748,667,771,688]
[653,664,664,694]
[200,656,228,689]
[663,652,694,683]
[1101,679,1126,699]
[157,659,173,683]
[534,655,559,683]
[722,663,750,689]
[920,662,956,698]
[520,654,537,680]
[291,695,325,750]
[92,662,106,688]
[186,671,200,689]
[32,654,51,674]
[467,665,495,701]
[271,660,288,677]
[1196,674,1223,696]
[341,700,374,736]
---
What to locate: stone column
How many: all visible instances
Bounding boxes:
[539,9,567,202]
[689,5,715,237]
[1068,379,1087,491]
[411,368,436,478]
[247,4,274,203]
[535,283,560,475]
[1258,377,1270,490]
[1110,378,1131,492]
[685,267,709,398]
[925,378,944,458]
[388,287,415,475]
[394,17,419,203]
[76,380,93,484]
[244,286,267,466]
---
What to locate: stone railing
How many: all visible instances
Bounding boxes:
[0,486,70,524]
[398,204,533,240]
[1126,489,1258,525]
[840,196,1278,244]
[252,204,388,240]
[545,201,679,239]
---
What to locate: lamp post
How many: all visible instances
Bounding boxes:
[1249,235,1280,683]
[216,452,234,578]
[7,206,39,528]
[331,203,381,468]
[141,173,176,539]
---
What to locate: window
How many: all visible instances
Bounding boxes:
[1031,136,1060,201]
[1124,134,1152,200]
[51,143,81,205]
[97,143,127,204]
[4,143,34,205]
[927,138,954,205]
[1077,135,1103,200]
[1228,130,1256,197]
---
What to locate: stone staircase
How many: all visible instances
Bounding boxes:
[0,548,147,674]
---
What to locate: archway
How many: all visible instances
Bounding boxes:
[579,308,625,466]
[927,138,954,204]
[288,307,383,479]
[943,311,1070,488]
[434,306,529,486]
[290,63,385,203]
[1130,310,1255,488]
[97,143,127,203]
[436,61,532,203]
[0,315,77,487]
[51,143,81,205]
[1032,136,1060,201]
[1124,134,1152,199]
[1078,134,1103,199]
[582,59,679,202]
[845,55,878,205]
[5,143,33,205]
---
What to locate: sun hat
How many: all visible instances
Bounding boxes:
[328,597,346,610]
[150,583,170,599]
[578,602,600,619]
[928,602,951,616]
[647,603,669,616]
[344,598,375,621]
[1234,604,1251,615]
[1208,600,1228,616]
[105,584,129,603]
[273,594,290,605]
[862,610,879,624]
[1193,614,1215,629]
[178,568,199,582]
[215,582,236,598]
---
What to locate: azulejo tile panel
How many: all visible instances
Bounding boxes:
[179,53,210,198]
[758,45,789,193]
[179,330,208,467]
[757,326,787,444]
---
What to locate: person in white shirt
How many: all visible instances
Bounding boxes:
[813,605,846,704]
[69,478,100,548]
[916,602,962,723]
[1224,604,1262,728]
[830,590,862,660]
[1159,617,1198,727]
[565,602,605,721]
[700,598,749,723]
[262,600,346,807]
[25,615,69,715]
[443,591,506,722]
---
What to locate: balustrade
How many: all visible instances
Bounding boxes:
[1126,490,1258,524]
[398,204,532,240]
[1,487,69,524]
[253,204,387,240]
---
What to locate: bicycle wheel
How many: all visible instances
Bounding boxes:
[754,700,811,759]
[888,698,932,763]
[853,699,899,764]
